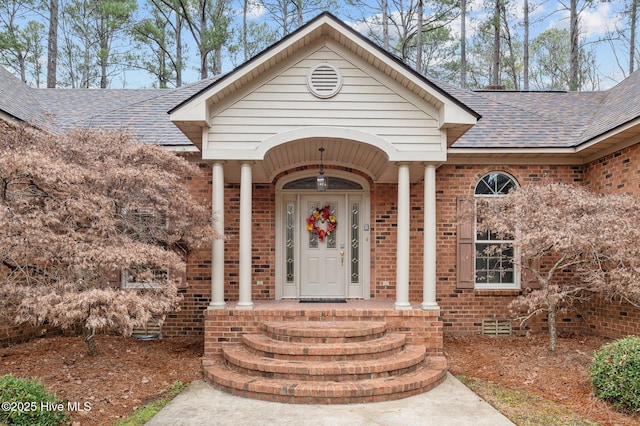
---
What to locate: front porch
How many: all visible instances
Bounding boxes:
[169,14,479,313]
[203,300,443,357]
[202,300,446,403]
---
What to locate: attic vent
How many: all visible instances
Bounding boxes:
[482,319,512,336]
[307,63,342,98]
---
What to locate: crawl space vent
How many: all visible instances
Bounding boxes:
[307,63,342,98]
[482,319,512,336]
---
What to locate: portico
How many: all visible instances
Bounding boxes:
[169,14,478,312]
[204,154,440,310]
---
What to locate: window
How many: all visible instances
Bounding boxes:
[123,208,167,245]
[474,172,518,289]
[121,208,169,289]
[122,266,167,289]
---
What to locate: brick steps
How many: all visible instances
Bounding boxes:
[223,344,426,381]
[242,332,407,360]
[203,320,447,404]
[203,357,447,404]
[263,321,387,343]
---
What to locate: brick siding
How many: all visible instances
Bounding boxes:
[165,156,640,339]
[583,143,640,338]
[163,161,213,336]
[434,164,587,336]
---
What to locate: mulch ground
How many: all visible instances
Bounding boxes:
[445,334,639,426]
[0,335,202,425]
[0,333,638,425]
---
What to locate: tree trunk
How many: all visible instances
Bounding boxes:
[523,0,529,90]
[296,0,303,28]
[548,303,557,354]
[85,327,97,356]
[243,0,249,62]
[501,3,518,89]
[160,51,167,88]
[199,0,208,79]
[19,55,27,83]
[213,47,222,75]
[460,0,467,88]
[100,35,108,88]
[492,0,501,87]
[631,0,637,75]
[569,0,579,91]
[176,13,182,87]
[415,0,423,72]
[47,0,58,88]
[382,0,389,51]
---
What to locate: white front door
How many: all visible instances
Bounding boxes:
[300,195,346,298]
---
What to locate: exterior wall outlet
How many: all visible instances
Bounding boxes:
[382,281,389,286]
[257,281,263,286]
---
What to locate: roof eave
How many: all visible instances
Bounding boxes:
[447,146,583,165]
[0,109,25,125]
[576,116,640,163]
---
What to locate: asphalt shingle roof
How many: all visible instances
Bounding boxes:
[449,89,607,148]
[2,63,640,151]
[0,66,56,133]
[32,78,217,146]
[579,69,640,144]
[0,67,219,146]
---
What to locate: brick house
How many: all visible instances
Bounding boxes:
[2,12,640,401]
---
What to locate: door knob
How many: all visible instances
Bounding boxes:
[340,250,344,266]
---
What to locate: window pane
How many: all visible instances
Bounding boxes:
[286,202,295,283]
[326,204,337,249]
[308,203,318,249]
[475,243,514,285]
[474,172,518,287]
[475,179,494,195]
[351,203,359,283]
[475,172,517,195]
[495,174,516,194]
[284,177,363,190]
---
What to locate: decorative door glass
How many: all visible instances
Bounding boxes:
[351,202,360,283]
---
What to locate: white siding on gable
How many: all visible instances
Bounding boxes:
[205,45,444,157]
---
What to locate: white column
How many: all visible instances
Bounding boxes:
[209,162,226,309]
[422,164,439,310]
[395,163,412,310]
[237,162,254,310]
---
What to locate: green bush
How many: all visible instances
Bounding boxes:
[0,374,69,425]
[589,335,640,414]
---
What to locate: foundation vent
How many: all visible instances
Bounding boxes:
[482,319,512,336]
[307,63,342,99]
[131,318,162,339]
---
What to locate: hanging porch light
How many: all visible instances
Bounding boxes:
[316,147,328,192]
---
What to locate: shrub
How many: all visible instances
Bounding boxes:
[0,374,69,425]
[589,336,640,414]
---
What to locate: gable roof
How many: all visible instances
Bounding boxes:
[169,12,480,148]
[171,12,478,119]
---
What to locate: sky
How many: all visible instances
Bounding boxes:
[219,0,634,90]
[2,0,634,90]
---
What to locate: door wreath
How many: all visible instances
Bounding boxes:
[306,205,337,241]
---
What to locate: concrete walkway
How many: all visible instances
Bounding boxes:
[147,373,515,426]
